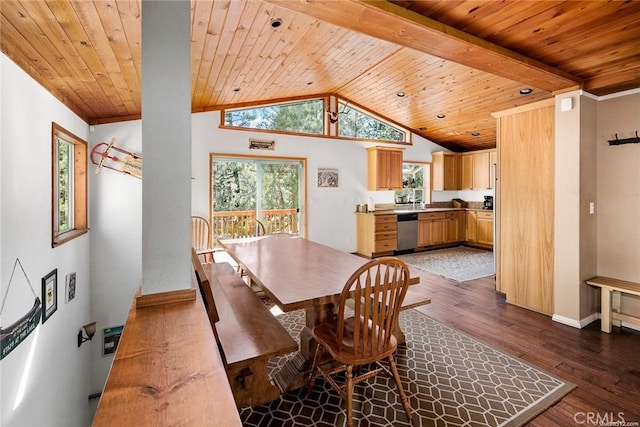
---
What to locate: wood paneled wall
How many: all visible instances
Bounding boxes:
[496,100,555,315]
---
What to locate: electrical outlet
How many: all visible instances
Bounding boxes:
[589,202,595,215]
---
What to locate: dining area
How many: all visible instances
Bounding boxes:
[207,233,431,426]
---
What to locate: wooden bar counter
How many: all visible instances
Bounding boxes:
[93,275,241,426]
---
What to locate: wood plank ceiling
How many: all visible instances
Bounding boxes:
[1,0,639,151]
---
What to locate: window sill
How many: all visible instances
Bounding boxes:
[52,228,89,248]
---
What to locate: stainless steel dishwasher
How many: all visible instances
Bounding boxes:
[396,213,418,251]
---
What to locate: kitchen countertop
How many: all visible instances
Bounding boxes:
[356,207,493,215]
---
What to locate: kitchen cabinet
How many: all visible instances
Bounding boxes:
[465,211,477,242]
[445,211,465,243]
[461,150,495,190]
[418,212,445,246]
[432,152,460,191]
[367,147,403,190]
[356,213,397,257]
[476,211,493,246]
[466,210,493,248]
[461,154,473,190]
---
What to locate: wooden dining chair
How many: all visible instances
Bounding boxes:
[231,217,265,238]
[306,257,413,427]
[191,215,215,263]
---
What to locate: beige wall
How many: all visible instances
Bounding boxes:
[554,92,598,324]
[579,95,599,319]
[597,92,640,319]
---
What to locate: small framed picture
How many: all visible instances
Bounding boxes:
[103,325,124,356]
[65,272,76,303]
[318,168,339,188]
[41,269,58,323]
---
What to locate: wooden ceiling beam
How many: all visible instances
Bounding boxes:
[262,0,583,93]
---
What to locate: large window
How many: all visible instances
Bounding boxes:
[223,98,324,135]
[52,123,87,247]
[338,101,406,142]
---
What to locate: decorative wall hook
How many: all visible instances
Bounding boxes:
[607,131,639,146]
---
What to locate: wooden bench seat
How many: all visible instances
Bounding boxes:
[586,276,640,333]
[192,251,298,408]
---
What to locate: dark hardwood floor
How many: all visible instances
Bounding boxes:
[409,271,640,426]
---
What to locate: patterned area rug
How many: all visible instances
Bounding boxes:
[399,246,495,282]
[239,308,574,427]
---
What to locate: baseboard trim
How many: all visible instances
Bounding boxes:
[553,312,640,332]
[552,313,599,329]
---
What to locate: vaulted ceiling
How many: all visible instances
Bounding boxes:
[2,1,639,151]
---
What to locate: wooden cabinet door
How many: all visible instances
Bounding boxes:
[461,154,473,190]
[472,152,490,189]
[368,148,403,190]
[388,150,403,189]
[429,219,446,245]
[432,152,460,191]
[466,211,477,242]
[477,213,493,246]
[445,212,463,242]
[443,154,460,190]
[417,220,430,246]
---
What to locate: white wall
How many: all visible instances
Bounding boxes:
[1,53,93,426]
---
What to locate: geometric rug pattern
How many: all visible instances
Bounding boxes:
[239,308,574,426]
[398,246,495,282]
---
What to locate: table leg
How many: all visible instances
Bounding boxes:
[273,303,335,392]
[601,288,612,333]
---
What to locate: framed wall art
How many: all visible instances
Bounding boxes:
[41,269,58,323]
[317,168,338,188]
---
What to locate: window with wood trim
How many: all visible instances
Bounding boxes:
[52,123,88,247]
[338,100,407,142]
[223,98,324,135]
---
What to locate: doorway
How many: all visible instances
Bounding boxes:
[210,154,306,242]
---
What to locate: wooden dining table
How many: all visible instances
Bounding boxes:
[217,233,429,391]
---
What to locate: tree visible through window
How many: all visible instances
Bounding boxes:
[338,101,406,142]
[223,99,324,135]
[52,123,88,247]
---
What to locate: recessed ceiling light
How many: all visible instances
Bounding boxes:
[396,92,406,98]
[270,18,283,28]
[418,126,427,131]
[519,88,533,95]
[233,88,240,92]
[437,114,446,119]
[307,81,313,85]
[471,132,480,137]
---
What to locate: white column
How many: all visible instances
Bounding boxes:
[141,0,191,295]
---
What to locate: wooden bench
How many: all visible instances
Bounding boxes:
[586,276,640,333]
[191,250,298,408]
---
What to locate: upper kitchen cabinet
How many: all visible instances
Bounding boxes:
[461,149,496,190]
[432,152,460,191]
[367,147,404,190]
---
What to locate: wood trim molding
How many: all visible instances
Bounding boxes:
[491,98,555,118]
[135,288,196,309]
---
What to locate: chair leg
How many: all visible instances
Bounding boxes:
[306,343,321,394]
[345,365,354,427]
[388,355,412,424]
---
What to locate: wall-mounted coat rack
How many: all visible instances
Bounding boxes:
[608,131,639,146]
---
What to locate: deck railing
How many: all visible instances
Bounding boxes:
[212,209,299,243]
